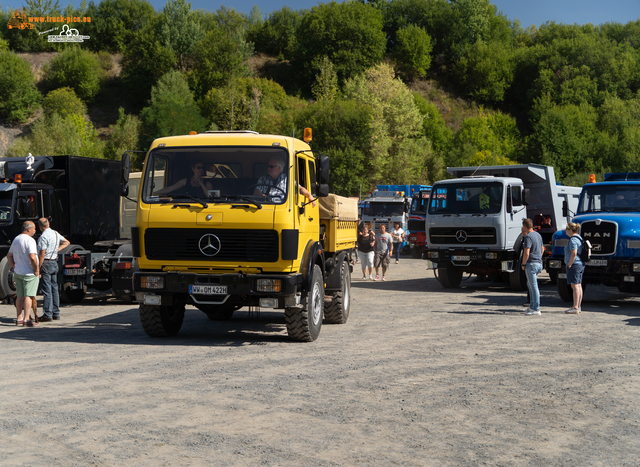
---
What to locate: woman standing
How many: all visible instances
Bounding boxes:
[390,222,405,264]
[357,223,376,280]
[564,222,585,314]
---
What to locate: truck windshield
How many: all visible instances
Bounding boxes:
[0,190,13,223]
[428,182,503,214]
[141,146,290,205]
[364,201,404,217]
[578,185,640,213]
[411,191,431,214]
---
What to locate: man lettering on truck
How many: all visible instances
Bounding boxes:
[521,218,543,316]
[254,156,316,206]
[37,218,70,322]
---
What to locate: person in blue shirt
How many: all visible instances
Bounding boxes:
[521,218,544,315]
[564,222,584,314]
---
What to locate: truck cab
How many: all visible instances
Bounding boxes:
[547,173,640,300]
[407,187,431,258]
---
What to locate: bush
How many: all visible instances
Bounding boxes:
[45,47,103,101]
[104,108,142,165]
[42,87,87,119]
[0,51,41,123]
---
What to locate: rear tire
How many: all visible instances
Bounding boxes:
[324,261,350,324]
[60,283,87,303]
[0,257,16,299]
[285,264,323,342]
[438,267,463,288]
[139,302,185,337]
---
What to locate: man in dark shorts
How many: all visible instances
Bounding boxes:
[374,223,393,281]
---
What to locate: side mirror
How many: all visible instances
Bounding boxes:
[121,152,131,197]
[562,199,568,217]
[318,184,329,197]
[317,155,329,185]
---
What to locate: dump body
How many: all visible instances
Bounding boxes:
[128,131,355,341]
[424,164,580,289]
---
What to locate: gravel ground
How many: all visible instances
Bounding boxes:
[1,258,639,466]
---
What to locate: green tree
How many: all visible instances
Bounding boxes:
[189,24,253,99]
[139,70,208,149]
[104,107,142,162]
[453,40,515,103]
[249,6,302,59]
[0,51,41,123]
[295,1,386,86]
[524,102,598,179]
[42,87,86,118]
[45,47,103,101]
[311,56,339,102]
[83,0,156,52]
[413,93,453,155]
[393,24,432,80]
[121,24,178,107]
[157,0,204,70]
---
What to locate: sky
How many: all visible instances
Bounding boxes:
[4,0,639,28]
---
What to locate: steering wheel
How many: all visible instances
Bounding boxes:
[247,184,287,197]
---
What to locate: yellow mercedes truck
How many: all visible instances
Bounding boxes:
[121,129,357,342]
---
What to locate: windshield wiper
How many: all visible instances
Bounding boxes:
[222,195,262,209]
[160,194,208,208]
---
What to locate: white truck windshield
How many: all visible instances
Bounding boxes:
[429,182,503,214]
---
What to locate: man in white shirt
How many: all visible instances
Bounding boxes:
[37,218,70,321]
[7,221,40,326]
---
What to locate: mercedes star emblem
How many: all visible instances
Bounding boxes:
[198,233,221,256]
[456,230,467,242]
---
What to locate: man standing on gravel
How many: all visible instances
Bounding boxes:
[37,218,69,322]
[374,223,393,281]
[521,218,543,316]
[7,221,40,326]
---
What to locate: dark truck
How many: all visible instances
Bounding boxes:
[0,155,136,302]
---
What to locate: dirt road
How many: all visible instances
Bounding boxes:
[1,258,639,466]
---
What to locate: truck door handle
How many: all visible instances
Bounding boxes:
[309,217,313,221]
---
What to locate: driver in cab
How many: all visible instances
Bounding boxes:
[254,156,316,206]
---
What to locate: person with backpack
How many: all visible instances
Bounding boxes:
[564,222,585,314]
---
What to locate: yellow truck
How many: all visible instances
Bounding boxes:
[121,129,357,341]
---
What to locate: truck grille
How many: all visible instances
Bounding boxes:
[144,228,279,262]
[408,220,424,232]
[429,227,497,245]
[580,220,617,255]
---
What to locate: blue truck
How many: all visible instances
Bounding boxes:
[546,172,640,301]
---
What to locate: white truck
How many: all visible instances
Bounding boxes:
[424,164,581,289]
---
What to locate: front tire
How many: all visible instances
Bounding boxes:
[139,302,185,337]
[285,264,323,342]
[0,256,16,300]
[438,267,463,288]
[557,277,587,302]
[509,255,527,291]
[60,283,87,303]
[324,260,350,324]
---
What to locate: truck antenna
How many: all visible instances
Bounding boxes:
[470,162,483,177]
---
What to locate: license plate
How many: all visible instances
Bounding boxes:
[64,268,86,276]
[452,255,470,261]
[189,285,227,295]
[409,236,417,241]
[587,259,607,267]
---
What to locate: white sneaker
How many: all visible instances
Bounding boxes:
[565,308,581,314]
[362,275,367,280]
[382,276,386,281]
[525,309,541,316]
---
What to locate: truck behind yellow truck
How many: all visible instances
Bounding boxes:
[121,129,357,342]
